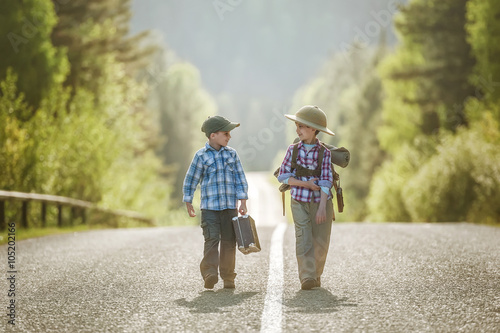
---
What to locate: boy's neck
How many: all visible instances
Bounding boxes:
[302,137,317,145]
[208,140,221,151]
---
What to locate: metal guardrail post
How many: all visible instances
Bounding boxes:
[21,201,29,228]
[57,205,63,227]
[0,201,5,230]
[41,202,47,228]
[70,206,75,226]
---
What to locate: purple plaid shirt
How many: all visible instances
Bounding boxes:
[277,139,333,203]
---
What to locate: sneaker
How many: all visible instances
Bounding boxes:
[223,280,235,289]
[204,274,218,289]
[316,277,321,288]
[301,278,317,290]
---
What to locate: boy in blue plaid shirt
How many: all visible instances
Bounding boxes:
[183,115,248,289]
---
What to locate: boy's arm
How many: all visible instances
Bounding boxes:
[288,177,321,191]
[277,145,295,182]
[233,151,249,201]
[183,154,203,217]
[232,151,248,216]
[186,202,196,217]
[238,199,247,215]
[315,191,328,224]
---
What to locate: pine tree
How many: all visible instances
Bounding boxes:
[466,0,500,108]
[341,48,387,220]
[0,0,68,113]
[50,0,155,96]
[153,59,216,204]
[369,0,500,223]
[380,0,475,154]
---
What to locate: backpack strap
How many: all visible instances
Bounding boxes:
[290,143,300,171]
[279,142,326,216]
[282,191,286,216]
[317,144,325,171]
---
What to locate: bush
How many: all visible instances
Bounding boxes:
[403,118,500,223]
[367,137,436,222]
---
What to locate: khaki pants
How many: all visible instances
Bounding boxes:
[291,198,333,283]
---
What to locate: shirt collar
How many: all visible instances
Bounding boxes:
[298,138,320,150]
[204,142,227,153]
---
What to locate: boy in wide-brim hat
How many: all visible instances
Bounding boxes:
[277,105,335,290]
[183,115,249,290]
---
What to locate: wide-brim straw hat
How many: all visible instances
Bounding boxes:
[285,105,335,136]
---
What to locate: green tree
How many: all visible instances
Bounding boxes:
[378,0,475,155]
[0,1,172,225]
[339,53,387,221]
[51,0,155,95]
[0,70,34,191]
[368,0,483,222]
[401,120,500,223]
[466,0,500,119]
[152,58,216,204]
[288,48,372,146]
[0,0,68,112]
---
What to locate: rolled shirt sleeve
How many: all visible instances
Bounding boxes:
[233,151,249,200]
[277,145,295,183]
[182,154,203,203]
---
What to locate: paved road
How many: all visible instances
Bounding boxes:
[1,172,499,332]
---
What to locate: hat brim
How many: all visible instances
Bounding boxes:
[218,122,240,132]
[285,115,335,136]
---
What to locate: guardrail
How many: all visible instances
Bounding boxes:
[0,190,154,229]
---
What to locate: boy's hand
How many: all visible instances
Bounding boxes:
[306,178,320,191]
[315,204,327,224]
[239,200,247,215]
[186,202,196,217]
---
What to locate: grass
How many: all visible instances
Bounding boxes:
[0,224,114,245]
[0,207,200,245]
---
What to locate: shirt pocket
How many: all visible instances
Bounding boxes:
[204,158,217,174]
[224,157,236,172]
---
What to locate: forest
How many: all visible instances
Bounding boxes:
[0,0,212,226]
[1,0,499,226]
[294,0,500,223]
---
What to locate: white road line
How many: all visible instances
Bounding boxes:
[260,222,287,333]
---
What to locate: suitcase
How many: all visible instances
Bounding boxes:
[232,215,261,255]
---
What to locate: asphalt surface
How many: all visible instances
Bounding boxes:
[1,172,499,332]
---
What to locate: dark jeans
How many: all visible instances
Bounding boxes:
[200,209,237,282]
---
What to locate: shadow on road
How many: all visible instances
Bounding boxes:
[175,290,259,313]
[284,288,357,314]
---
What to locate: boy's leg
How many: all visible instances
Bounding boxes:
[311,199,334,282]
[219,209,237,283]
[200,210,221,282]
[291,199,316,283]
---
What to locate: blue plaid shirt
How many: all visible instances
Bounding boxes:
[183,143,248,210]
